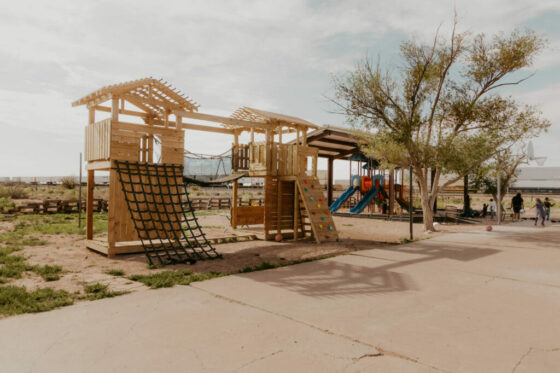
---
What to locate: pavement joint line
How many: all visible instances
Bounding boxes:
[347,252,403,262]
[422,239,558,251]
[189,284,451,373]
[461,271,560,290]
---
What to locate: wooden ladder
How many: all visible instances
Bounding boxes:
[296,175,338,243]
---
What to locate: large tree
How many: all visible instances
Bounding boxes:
[332,20,550,230]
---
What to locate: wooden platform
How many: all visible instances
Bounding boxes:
[86,233,258,257]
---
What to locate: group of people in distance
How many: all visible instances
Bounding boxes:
[482,193,554,226]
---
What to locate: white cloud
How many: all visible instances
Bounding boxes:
[0,0,559,176]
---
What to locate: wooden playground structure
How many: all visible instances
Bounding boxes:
[73,78,338,259]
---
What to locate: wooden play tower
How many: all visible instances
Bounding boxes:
[73,78,337,258]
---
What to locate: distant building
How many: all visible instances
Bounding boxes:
[510,167,560,193]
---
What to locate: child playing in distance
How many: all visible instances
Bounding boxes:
[532,198,546,226]
[544,197,554,221]
[489,199,496,219]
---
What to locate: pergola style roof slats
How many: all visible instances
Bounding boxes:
[72,78,199,120]
[229,106,320,132]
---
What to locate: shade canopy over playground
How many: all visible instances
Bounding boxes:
[301,126,362,159]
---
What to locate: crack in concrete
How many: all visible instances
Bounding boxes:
[233,349,282,371]
[465,271,560,289]
[353,352,384,361]
[512,347,532,373]
[511,346,560,372]
[190,285,450,373]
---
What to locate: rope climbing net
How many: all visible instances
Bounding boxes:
[114,161,221,265]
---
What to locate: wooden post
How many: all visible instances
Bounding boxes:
[111,97,119,121]
[293,182,299,240]
[409,166,413,240]
[232,131,239,229]
[147,117,154,163]
[86,170,94,240]
[431,168,437,212]
[88,107,95,124]
[277,180,282,235]
[327,156,334,206]
[176,114,183,131]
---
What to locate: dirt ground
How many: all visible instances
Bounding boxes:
[4,214,487,298]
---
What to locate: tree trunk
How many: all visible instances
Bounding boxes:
[417,173,436,231]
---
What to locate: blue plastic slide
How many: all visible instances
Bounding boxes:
[329,186,359,213]
[349,186,381,214]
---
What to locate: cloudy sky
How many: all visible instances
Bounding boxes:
[1,0,559,178]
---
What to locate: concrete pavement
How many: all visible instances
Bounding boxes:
[1,222,559,372]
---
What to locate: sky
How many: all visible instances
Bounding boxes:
[1,0,559,179]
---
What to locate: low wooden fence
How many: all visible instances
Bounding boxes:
[8,197,265,215]
[16,199,108,214]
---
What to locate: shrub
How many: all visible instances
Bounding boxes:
[60,176,76,190]
[0,186,28,199]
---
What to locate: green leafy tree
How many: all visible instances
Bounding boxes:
[332,20,550,230]
[470,146,527,209]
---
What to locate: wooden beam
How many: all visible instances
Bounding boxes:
[94,105,149,118]
[334,147,359,159]
[310,137,357,147]
[174,110,276,131]
[327,156,334,206]
[113,120,234,136]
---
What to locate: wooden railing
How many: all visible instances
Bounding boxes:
[232,144,250,171]
[247,143,318,177]
[84,119,111,162]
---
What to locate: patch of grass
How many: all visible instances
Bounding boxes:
[342,223,354,227]
[0,213,107,244]
[0,197,16,213]
[239,261,278,273]
[105,269,125,276]
[0,286,73,316]
[32,265,63,281]
[192,210,226,216]
[83,283,128,301]
[0,246,63,282]
[128,270,224,289]
[0,248,33,279]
